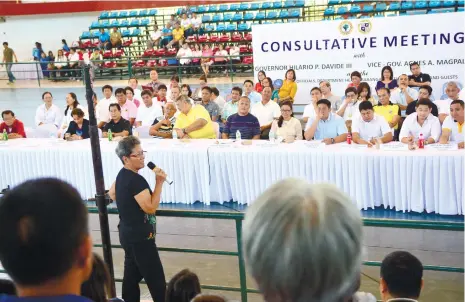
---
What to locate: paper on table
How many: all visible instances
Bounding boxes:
[425,143,459,151]
[380,142,410,151]
[304,141,325,149]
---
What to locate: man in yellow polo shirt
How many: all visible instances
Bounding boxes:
[374,87,401,138]
[439,99,464,149]
[174,95,216,139]
[167,22,184,49]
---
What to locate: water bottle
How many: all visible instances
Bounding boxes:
[108,129,113,141]
[172,129,178,140]
[2,129,7,141]
[418,133,425,149]
[236,130,241,142]
[269,131,275,143]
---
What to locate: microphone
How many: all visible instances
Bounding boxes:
[147,161,174,185]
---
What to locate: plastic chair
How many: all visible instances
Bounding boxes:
[203,15,212,22]
[129,11,138,17]
[205,25,214,31]
[341,0,351,3]
[443,0,456,6]
[350,5,361,14]
[224,13,233,21]
[209,5,218,12]
[267,11,278,18]
[250,3,260,9]
[122,29,131,37]
[244,12,255,20]
[100,11,109,19]
[328,0,340,4]
[138,9,147,16]
[375,3,387,11]
[148,9,157,15]
[119,11,128,17]
[91,31,100,38]
[458,0,464,5]
[110,11,118,18]
[101,20,110,28]
[273,1,282,8]
[212,14,222,22]
[190,6,198,13]
[324,7,335,15]
[459,7,465,11]
[110,20,120,27]
[240,3,250,10]
[238,23,249,31]
[212,122,220,139]
[289,9,300,17]
[120,20,129,27]
[261,2,272,9]
[216,24,226,31]
[337,6,348,14]
[197,6,206,13]
[233,13,243,21]
[414,1,427,9]
[362,5,374,12]
[130,19,140,26]
[81,31,91,39]
[388,2,401,10]
[219,4,229,11]
[255,12,266,19]
[35,124,58,138]
[226,24,237,31]
[91,21,101,29]
[401,2,413,9]
[141,19,150,26]
[295,0,305,6]
[285,1,295,7]
[279,10,289,18]
[229,3,239,10]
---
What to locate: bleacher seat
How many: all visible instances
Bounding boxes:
[458,0,464,5]
[375,3,387,11]
[363,5,374,13]
[231,33,242,41]
[212,14,221,22]
[238,23,249,31]
[428,1,441,7]
[244,33,252,41]
[227,24,237,31]
[141,19,150,26]
[130,19,140,26]
[328,0,339,4]
[122,29,130,37]
[91,21,101,29]
[132,28,141,36]
[205,24,214,31]
[122,38,132,47]
[255,12,266,19]
[284,1,295,8]
[458,7,464,11]
[197,6,206,13]
[224,13,233,21]
[374,14,384,18]
[101,20,110,28]
[219,4,229,11]
[267,11,278,18]
[337,6,348,14]
[443,0,456,6]
[203,15,211,22]
[324,7,335,15]
[190,6,198,13]
[229,3,239,10]
[341,0,351,3]
[261,2,272,9]
[209,35,218,42]
[401,2,413,9]
[279,10,289,18]
[147,9,156,15]
[389,2,401,10]
[273,1,282,8]
[209,5,218,12]
[138,9,147,16]
[120,20,129,27]
[244,12,254,20]
[91,31,100,38]
[81,31,91,39]
[250,3,260,9]
[295,0,305,6]
[350,5,361,13]
[119,11,128,17]
[110,11,118,18]
[109,20,118,28]
[216,24,226,31]
[129,11,138,17]
[100,11,109,19]
[414,1,427,9]
[289,9,300,17]
[233,13,243,21]
[240,3,250,10]
[219,34,229,42]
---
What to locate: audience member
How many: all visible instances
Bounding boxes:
[374,88,401,134]
[0,279,16,295]
[347,71,362,89]
[160,23,173,48]
[243,179,363,302]
[109,27,122,49]
[170,86,181,103]
[168,14,178,27]
[154,84,168,105]
[222,87,242,123]
[199,87,219,121]
[181,84,193,98]
[167,75,180,100]
[167,22,184,49]
[191,294,228,302]
[61,92,85,131]
[177,42,192,67]
[39,52,51,78]
[229,44,240,72]
[32,42,42,61]
[62,39,70,52]
[150,102,177,138]
[68,48,81,79]
[174,95,216,139]
[357,82,376,105]
[376,66,398,91]
[128,78,142,101]
[148,24,162,48]
[352,101,393,146]
[406,85,438,117]
[35,91,63,128]
[47,50,55,62]
[337,87,360,131]
[304,99,348,144]
[251,87,281,139]
[262,77,279,102]
[439,100,464,148]
[99,29,110,50]
[278,69,297,103]
[81,253,120,302]
[193,75,207,100]
[192,44,202,68]
[52,49,68,79]
[96,85,116,128]
[180,13,193,37]
[213,44,228,72]
[201,44,214,76]
[302,87,322,123]
[0,178,93,302]
[222,96,260,140]
[271,101,303,142]
[255,71,266,93]
[135,90,163,127]
[166,269,201,302]
[435,81,461,123]
[390,74,419,114]
[400,99,441,145]
[2,42,18,85]
[190,12,203,35]
[65,108,89,140]
[243,80,261,104]
[146,69,163,94]
[211,87,225,117]
[380,251,423,302]
[125,86,141,108]
[408,62,431,87]
[319,80,341,112]
[103,103,132,138]
[0,110,26,139]
[115,88,137,126]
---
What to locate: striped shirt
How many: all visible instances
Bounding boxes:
[223,113,260,139]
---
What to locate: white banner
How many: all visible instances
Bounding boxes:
[252,13,465,104]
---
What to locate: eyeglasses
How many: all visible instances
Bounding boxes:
[130,151,146,158]
[281,109,292,113]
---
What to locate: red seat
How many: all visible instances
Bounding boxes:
[209,35,219,42]
[82,41,92,48]
[231,34,242,42]
[147,60,158,67]
[143,49,154,57]
[133,60,146,67]
[166,48,177,56]
[158,59,168,67]
[198,35,208,42]
[239,46,248,53]
[113,50,124,58]
[219,34,230,42]
[103,50,112,58]
[242,57,253,64]
[244,33,252,41]
[123,39,133,47]
[103,61,117,68]
[248,46,253,52]
[154,49,165,56]
[185,36,197,43]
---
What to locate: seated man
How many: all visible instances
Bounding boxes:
[135,90,163,127]
[211,87,226,118]
[96,84,116,128]
[173,95,216,139]
[222,87,242,123]
[390,74,418,115]
[149,103,177,138]
[222,96,260,140]
[374,88,401,135]
[302,87,322,123]
[153,84,168,105]
[439,100,464,149]
[98,28,110,50]
[400,99,441,145]
[304,99,348,145]
[103,103,132,138]
[145,69,163,94]
[336,87,359,131]
[406,85,438,117]
[435,81,461,123]
[0,178,93,302]
[109,27,122,50]
[115,88,137,126]
[380,251,424,302]
[167,22,184,49]
[0,110,26,139]
[243,80,262,104]
[200,86,219,121]
[251,87,281,139]
[352,101,392,146]
[160,23,173,48]
[408,61,431,87]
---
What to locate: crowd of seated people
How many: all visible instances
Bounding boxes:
[1,63,463,148]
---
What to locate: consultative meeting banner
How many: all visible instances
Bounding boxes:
[252,12,464,104]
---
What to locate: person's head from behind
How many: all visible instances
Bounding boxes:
[377,88,391,106]
[261,86,272,102]
[141,89,153,107]
[316,99,332,120]
[231,87,242,102]
[42,91,53,107]
[166,269,201,302]
[350,71,362,86]
[409,62,421,76]
[357,82,371,101]
[2,110,16,127]
[238,96,251,116]
[201,87,212,103]
[115,88,127,103]
[191,294,228,302]
[181,84,192,97]
[102,85,113,99]
[243,179,363,302]
[359,101,374,123]
[116,136,145,170]
[150,69,159,81]
[109,103,122,121]
[62,39,67,46]
[0,279,16,295]
[310,87,322,101]
[0,178,92,294]
[418,85,432,100]
[158,84,168,99]
[71,108,85,125]
[175,95,193,115]
[81,253,112,302]
[446,81,460,99]
[40,52,47,59]
[345,87,358,102]
[380,251,423,301]
[415,99,433,120]
[450,100,464,122]
[243,80,254,94]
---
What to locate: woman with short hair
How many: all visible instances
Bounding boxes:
[64,108,89,140]
[278,69,297,103]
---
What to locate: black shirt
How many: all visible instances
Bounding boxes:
[103,117,132,135]
[406,100,439,117]
[65,119,90,139]
[115,168,155,243]
[408,73,431,87]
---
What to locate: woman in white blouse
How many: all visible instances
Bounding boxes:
[271,101,303,142]
[61,92,86,132]
[35,91,63,128]
[53,49,68,79]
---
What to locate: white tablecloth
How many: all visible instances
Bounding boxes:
[0,139,463,214]
[0,63,43,80]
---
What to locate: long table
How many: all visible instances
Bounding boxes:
[0,139,463,215]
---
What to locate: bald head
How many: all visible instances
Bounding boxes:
[164,102,177,118]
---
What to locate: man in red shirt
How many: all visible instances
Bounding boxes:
[1,110,26,139]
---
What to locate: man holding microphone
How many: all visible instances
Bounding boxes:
[109,136,167,302]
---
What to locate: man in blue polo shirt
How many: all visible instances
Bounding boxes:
[98,28,110,50]
[0,178,93,302]
[304,99,348,144]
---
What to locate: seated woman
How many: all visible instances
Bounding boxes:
[271,101,303,142]
[357,82,376,105]
[52,49,68,79]
[255,70,266,93]
[61,92,86,135]
[64,108,90,140]
[125,86,141,108]
[279,69,297,103]
[262,77,279,102]
[375,66,398,91]
[213,44,228,73]
[200,44,214,76]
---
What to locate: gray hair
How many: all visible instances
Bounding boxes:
[115,136,141,164]
[447,81,458,89]
[175,94,191,104]
[243,179,363,302]
[239,96,250,103]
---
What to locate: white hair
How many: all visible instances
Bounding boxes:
[243,179,363,302]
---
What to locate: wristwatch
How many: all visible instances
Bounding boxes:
[182,128,187,135]
[331,138,335,144]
